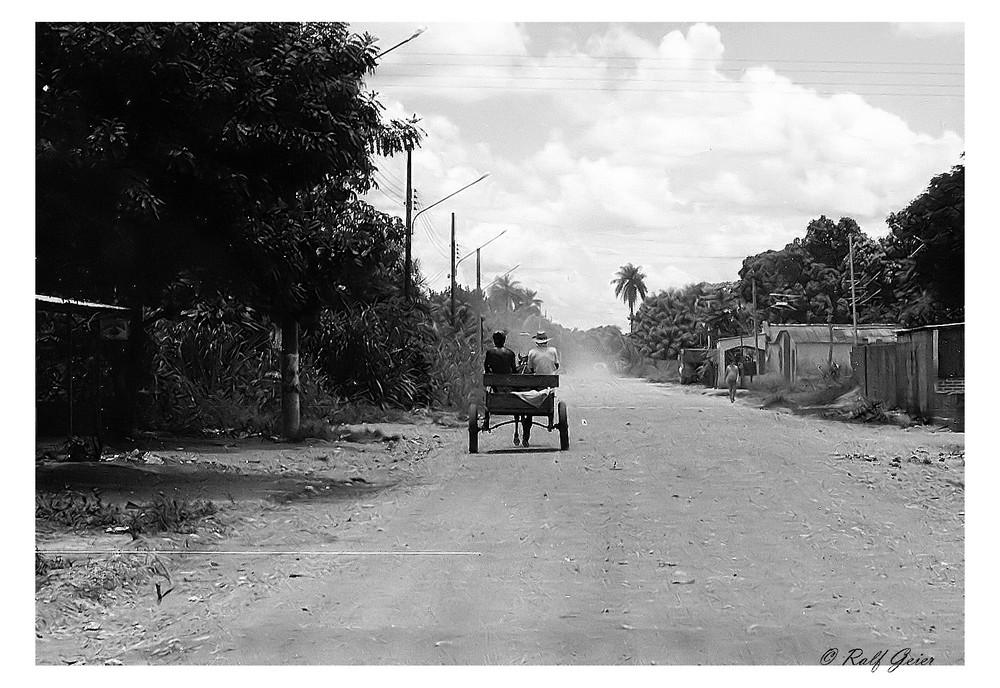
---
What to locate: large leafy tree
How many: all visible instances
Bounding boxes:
[879,161,964,326]
[737,216,877,325]
[612,263,649,332]
[36,22,422,436]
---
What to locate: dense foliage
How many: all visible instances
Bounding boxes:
[36,22,420,307]
[735,215,877,325]
[36,22,425,434]
[878,162,964,325]
[631,282,747,361]
[629,161,964,361]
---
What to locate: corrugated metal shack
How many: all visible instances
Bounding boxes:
[36,294,129,437]
[766,323,898,382]
[852,322,964,430]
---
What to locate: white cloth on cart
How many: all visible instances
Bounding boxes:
[511,388,554,407]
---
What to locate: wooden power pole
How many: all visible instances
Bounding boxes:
[849,235,859,345]
[752,276,758,373]
[404,147,413,300]
[476,248,483,355]
[450,213,456,325]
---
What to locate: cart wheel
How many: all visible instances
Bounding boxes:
[468,404,479,454]
[558,401,570,450]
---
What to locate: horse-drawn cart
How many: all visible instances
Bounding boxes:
[468,374,569,453]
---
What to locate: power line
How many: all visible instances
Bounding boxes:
[374,72,962,88]
[379,62,962,77]
[374,170,406,200]
[386,51,963,68]
[421,214,449,254]
[375,186,402,206]
[420,214,451,258]
[375,167,407,195]
[417,214,449,258]
[424,267,448,287]
[373,82,962,97]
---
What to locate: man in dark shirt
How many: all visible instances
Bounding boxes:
[485,331,517,374]
[484,330,523,445]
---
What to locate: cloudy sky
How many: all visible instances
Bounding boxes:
[352,19,964,331]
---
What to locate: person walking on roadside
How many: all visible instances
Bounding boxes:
[725,358,741,403]
[522,331,560,446]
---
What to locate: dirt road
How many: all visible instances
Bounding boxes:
[36,373,964,665]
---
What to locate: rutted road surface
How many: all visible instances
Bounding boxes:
[185,374,964,664]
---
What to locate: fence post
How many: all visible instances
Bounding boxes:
[863,345,868,397]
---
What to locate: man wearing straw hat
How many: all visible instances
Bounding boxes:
[526,330,560,375]
[521,330,560,446]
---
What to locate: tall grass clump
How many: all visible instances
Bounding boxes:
[149,297,279,432]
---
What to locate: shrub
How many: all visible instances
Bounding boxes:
[149,298,279,432]
[745,372,791,394]
[310,298,435,408]
[35,492,123,530]
[127,495,218,535]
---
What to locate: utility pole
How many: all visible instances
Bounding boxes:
[849,235,859,345]
[450,213,456,325]
[404,147,413,300]
[476,248,482,355]
[407,172,491,303]
[751,275,758,375]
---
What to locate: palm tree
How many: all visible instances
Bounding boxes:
[612,263,649,332]
[488,274,523,311]
[516,288,543,316]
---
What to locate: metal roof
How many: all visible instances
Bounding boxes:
[36,294,128,313]
[895,321,964,334]
[770,324,898,344]
[716,323,899,347]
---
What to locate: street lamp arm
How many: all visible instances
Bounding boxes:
[375,27,426,59]
[457,229,507,267]
[412,173,490,223]
[484,264,520,291]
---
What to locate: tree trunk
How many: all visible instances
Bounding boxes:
[828,318,834,367]
[281,315,301,439]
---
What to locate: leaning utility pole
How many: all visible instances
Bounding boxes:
[404,147,413,300]
[450,213,456,325]
[849,235,859,345]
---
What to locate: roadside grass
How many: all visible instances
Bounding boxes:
[747,374,915,426]
[749,374,855,411]
[36,550,172,604]
[36,492,220,535]
[36,494,213,602]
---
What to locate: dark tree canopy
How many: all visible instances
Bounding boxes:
[36,22,422,310]
[738,215,877,325]
[880,162,964,325]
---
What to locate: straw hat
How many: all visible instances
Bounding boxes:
[532,330,551,344]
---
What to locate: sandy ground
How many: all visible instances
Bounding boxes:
[35,373,963,665]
